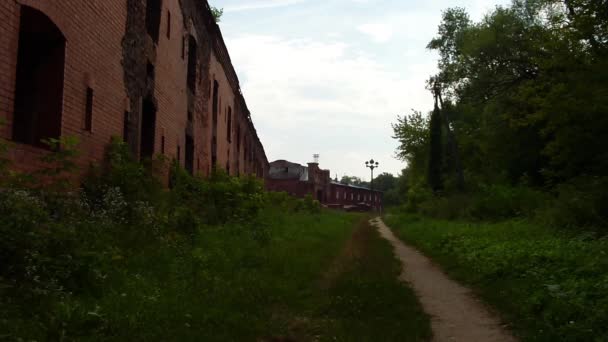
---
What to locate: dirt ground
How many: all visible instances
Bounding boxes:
[371,217,517,342]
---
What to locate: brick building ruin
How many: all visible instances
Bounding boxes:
[266,160,383,211]
[0,0,268,178]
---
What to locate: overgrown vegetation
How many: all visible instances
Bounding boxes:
[0,136,429,340]
[385,2,608,340]
[385,212,608,341]
[210,5,223,23]
[392,0,608,230]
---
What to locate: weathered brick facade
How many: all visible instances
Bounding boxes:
[266,160,383,211]
[0,0,268,178]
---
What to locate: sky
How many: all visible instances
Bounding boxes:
[211,0,510,181]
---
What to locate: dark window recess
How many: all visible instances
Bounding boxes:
[185,134,194,175]
[161,135,165,154]
[166,11,171,39]
[211,137,217,167]
[187,111,193,122]
[181,36,185,59]
[123,111,130,142]
[236,125,241,151]
[211,80,219,163]
[227,107,232,142]
[13,6,65,148]
[140,99,156,160]
[187,36,197,92]
[84,87,93,131]
[145,0,161,43]
[147,61,155,80]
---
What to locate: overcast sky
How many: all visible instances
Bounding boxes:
[211,0,509,180]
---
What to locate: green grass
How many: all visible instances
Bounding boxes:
[2,207,431,341]
[286,219,432,341]
[384,211,608,342]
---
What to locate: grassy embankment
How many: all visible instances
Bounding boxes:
[384,212,608,342]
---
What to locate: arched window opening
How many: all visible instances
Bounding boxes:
[13,6,65,148]
[146,0,162,43]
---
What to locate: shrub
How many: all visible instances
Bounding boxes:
[404,181,433,213]
[83,137,164,205]
[295,194,322,214]
[538,176,608,230]
[466,184,548,220]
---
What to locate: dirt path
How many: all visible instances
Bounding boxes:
[370,217,517,342]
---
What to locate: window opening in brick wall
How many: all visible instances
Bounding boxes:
[181,36,185,59]
[140,99,156,160]
[185,133,194,175]
[187,36,197,92]
[146,0,162,43]
[211,80,219,165]
[147,61,155,80]
[166,11,171,39]
[84,87,94,131]
[227,107,232,142]
[236,125,241,151]
[13,6,65,148]
[123,111,130,142]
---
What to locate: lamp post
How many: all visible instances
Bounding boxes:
[365,159,379,191]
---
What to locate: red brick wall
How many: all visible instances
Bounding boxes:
[1,0,128,172]
[265,178,312,198]
[154,0,188,171]
[329,183,383,211]
[0,0,268,180]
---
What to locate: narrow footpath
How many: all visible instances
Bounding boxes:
[370,217,517,342]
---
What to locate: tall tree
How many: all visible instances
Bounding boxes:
[428,91,443,193]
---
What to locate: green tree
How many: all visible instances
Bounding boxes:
[427,92,443,193]
[372,172,397,192]
[211,6,223,23]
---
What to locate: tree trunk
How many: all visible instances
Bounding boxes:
[437,92,466,191]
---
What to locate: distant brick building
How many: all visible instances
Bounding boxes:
[266,160,383,211]
[0,0,267,178]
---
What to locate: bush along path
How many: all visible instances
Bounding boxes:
[371,217,516,342]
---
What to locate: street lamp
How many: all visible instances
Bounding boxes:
[365,159,379,191]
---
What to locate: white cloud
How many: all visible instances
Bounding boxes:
[223,0,305,12]
[224,34,435,178]
[213,0,513,177]
[357,23,394,43]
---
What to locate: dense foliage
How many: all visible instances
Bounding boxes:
[0,137,337,340]
[393,0,608,229]
[0,136,432,340]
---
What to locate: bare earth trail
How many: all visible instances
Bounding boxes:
[370,217,517,342]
